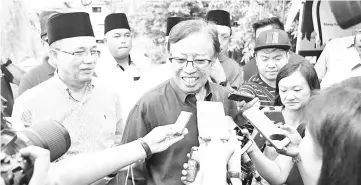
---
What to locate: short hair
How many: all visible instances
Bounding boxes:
[167,19,220,58]
[252,17,284,34]
[274,60,320,106]
[303,76,361,185]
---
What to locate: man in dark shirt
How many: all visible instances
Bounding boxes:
[243,17,305,81]
[121,19,243,185]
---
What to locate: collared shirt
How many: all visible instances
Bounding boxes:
[11,73,122,159]
[121,79,240,185]
[218,54,243,89]
[315,36,361,89]
[19,56,55,95]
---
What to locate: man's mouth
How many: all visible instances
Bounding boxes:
[182,77,199,84]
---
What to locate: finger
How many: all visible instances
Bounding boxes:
[240,129,250,136]
[19,146,50,158]
[166,135,185,147]
[183,163,189,169]
[186,153,190,158]
[182,170,188,176]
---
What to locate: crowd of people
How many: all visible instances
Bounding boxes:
[1,7,361,185]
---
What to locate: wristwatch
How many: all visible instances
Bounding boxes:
[227,171,241,179]
[292,154,302,163]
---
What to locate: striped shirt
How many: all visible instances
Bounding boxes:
[238,74,275,106]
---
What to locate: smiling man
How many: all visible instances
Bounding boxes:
[11,12,123,158]
[120,19,242,185]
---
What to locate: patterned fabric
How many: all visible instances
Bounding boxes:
[12,73,123,159]
[238,74,275,107]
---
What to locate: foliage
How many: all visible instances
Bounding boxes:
[116,0,294,64]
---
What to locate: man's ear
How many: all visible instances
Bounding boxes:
[48,49,59,65]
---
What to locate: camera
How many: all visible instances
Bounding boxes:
[1,120,71,185]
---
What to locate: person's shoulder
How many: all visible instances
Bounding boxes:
[16,79,53,103]
[289,51,306,62]
[137,79,171,104]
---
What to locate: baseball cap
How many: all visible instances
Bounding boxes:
[255,29,291,51]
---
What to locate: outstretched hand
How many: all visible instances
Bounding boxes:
[143,125,188,154]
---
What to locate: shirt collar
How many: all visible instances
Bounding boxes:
[170,78,213,103]
[117,55,134,71]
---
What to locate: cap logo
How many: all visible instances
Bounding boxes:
[266,32,279,44]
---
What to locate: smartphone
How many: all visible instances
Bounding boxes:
[174,111,193,135]
[235,127,253,154]
[242,106,290,151]
[263,110,285,125]
[228,92,255,103]
[196,101,225,139]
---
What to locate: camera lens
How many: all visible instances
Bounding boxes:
[19,120,71,162]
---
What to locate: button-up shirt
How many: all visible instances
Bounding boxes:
[121,79,241,185]
[11,73,122,158]
[315,36,361,88]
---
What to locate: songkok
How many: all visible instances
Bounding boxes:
[166,17,191,36]
[255,29,291,51]
[104,13,130,34]
[206,10,231,27]
[47,12,94,45]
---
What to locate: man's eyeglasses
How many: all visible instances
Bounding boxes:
[169,57,211,68]
[54,48,101,58]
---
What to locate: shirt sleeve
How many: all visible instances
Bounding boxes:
[315,42,331,81]
[11,95,30,130]
[121,103,151,185]
[18,74,35,95]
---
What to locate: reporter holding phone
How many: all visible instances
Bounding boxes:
[246,60,320,185]
[246,77,361,185]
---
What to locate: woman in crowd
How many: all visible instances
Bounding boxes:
[248,60,320,185]
[246,74,361,185]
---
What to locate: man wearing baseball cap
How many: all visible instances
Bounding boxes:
[206,10,243,89]
[239,29,291,108]
[12,12,123,158]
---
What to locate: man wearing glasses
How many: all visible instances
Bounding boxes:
[121,19,243,185]
[12,12,123,159]
[315,29,361,88]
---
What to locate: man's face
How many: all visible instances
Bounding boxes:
[52,36,99,83]
[255,48,289,82]
[169,32,215,94]
[104,29,132,60]
[216,25,231,55]
[255,25,276,38]
[354,33,361,56]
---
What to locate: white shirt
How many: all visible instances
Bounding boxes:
[12,73,122,158]
[315,36,361,89]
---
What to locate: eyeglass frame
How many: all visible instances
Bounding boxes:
[169,57,212,68]
[53,48,101,58]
